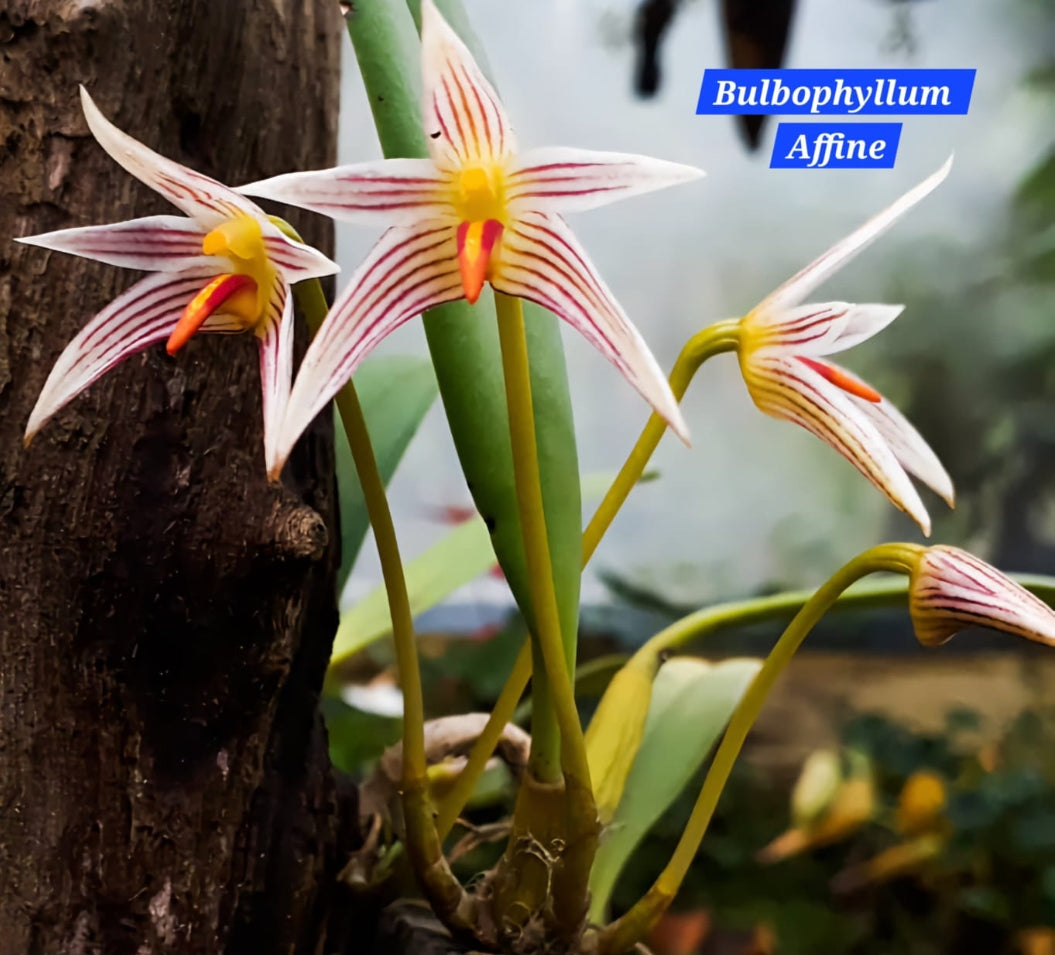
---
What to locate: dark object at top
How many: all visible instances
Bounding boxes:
[633,0,798,152]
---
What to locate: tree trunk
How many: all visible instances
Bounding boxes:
[0,3,352,953]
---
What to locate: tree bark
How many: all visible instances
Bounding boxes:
[0,2,352,953]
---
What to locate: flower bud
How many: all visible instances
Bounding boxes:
[908,546,1055,648]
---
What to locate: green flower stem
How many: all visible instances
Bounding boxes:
[496,291,599,939]
[582,320,741,566]
[291,276,473,931]
[434,640,532,840]
[495,291,589,790]
[596,543,923,955]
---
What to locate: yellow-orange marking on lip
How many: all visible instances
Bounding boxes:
[167,273,258,355]
[456,219,503,304]
[798,356,882,403]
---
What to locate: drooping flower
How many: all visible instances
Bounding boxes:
[737,158,954,535]
[19,87,338,473]
[908,545,1055,648]
[239,0,703,479]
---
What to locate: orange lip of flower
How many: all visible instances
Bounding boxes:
[456,219,503,304]
[166,273,259,355]
[797,355,882,403]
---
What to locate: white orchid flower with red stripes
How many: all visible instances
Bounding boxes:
[737,159,955,535]
[19,87,338,474]
[909,546,1055,648]
[239,0,703,479]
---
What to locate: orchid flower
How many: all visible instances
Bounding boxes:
[737,158,955,535]
[909,545,1055,648]
[19,87,338,473]
[239,0,703,479]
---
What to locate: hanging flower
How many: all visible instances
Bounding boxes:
[239,0,703,479]
[909,545,1055,648]
[20,87,338,473]
[736,159,954,535]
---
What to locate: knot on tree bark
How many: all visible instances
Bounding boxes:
[265,497,329,562]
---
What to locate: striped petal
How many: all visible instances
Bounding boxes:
[256,279,295,477]
[910,546,1055,648]
[80,86,259,229]
[493,212,688,443]
[760,157,953,314]
[258,220,341,282]
[506,147,704,215]
[239,160,452,227]
[750,302,904,356]
[846,384,954,507]
[269,222,463,479]
[420,0,515,169]
[25,267,219,443]
[17,215,211,272]
[742,351,930,534]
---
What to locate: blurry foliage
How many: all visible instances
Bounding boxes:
[611,707,1055,955]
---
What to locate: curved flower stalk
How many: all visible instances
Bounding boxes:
[19,87,338,473]
[240,0,703,479]
[909,545,1055,648]
[737,158,954,535]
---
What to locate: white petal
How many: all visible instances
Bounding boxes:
[79,86,260,228]
[257,219,340,282]
[760,156,953,313]
[742,352,931,534]
[17,215,210,272]
[493,212,688,444]
[849,391,955,507]
[256,280,295,477]
[25,267,218,442]
[507,146,704,215]
[420,0,515,168]
[270,222,463,479]
[239,159,452,227]
[750,302,905,356]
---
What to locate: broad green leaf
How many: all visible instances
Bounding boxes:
[337,355,438,591]
[332,517,495,667]
[588,657,763,920]
[331,470,625,670]
[345,0,583,674]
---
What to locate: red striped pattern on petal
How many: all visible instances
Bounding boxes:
[420,0,515,168]
[849,391,954,507]
[493,212,688,443]
[270,222,463,477]
[742,351,930,534]
[241,160,452,227]
[506,147,703,215]
[256,280,294,479]
[25,267,219,442]
[18,215,210,272]
[80,87,258,229]
[910,546,1055,647]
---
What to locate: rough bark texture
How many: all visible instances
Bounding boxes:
[0,2,353,953]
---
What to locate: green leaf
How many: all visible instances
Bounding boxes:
[331,516,496,667]
[345,0,583,673]
[331,470,624,670]
[587,657,763,920]
[337,355,438,592]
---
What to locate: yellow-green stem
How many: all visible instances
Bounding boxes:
[495,291,591,791]
[582,320,741,566]
[597,543,922,955]
[434,640,532,840]
[292,275,472,928]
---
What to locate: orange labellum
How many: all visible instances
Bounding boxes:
[456,219,503,304]
[167,273,258,355]
[798,356,882,403]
